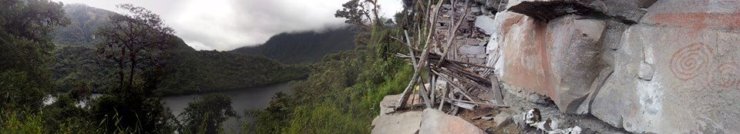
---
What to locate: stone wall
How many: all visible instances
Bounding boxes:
[481,0,740,133]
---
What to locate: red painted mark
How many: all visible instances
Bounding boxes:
[651,12,740,30]
[502,19,556,99]
[535,21,557,100]
[670,43,713,81]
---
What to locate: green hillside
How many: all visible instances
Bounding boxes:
[50,4,307,95]
[52,4,114,47]
[231,27,357,64]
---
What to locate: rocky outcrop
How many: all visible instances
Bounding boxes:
[372,94,423,134]
[548,15,606,113]
[372,95,489,134]
[371,111,422,134]
[589,1,740,133]
[385,0,738,133]
[379,94,422,114]
[419,109,486,134]
[483,0,740,133]
[507,1,603,21]
[505,0,656,23]
[490,10,607,113]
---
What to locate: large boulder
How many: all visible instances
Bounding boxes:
[492,10,606,113]
[589,0,740,132]
[591,24,740,133]
[547,15,606,113]
[496,11,556,101]
[485,0,739,133]
[372,94,428,134]
[419,109,486,134]
[589,0,740,133]
[371,111,423,134]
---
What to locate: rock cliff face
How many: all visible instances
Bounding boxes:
[483,0,740,133]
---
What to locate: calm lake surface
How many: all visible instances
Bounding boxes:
[162,82,294,133]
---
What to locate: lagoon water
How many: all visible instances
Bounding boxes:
[162,82,294,133]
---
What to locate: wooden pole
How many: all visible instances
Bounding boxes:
[398,30,420,109]
[399,0,445,109]
[437,0,470,66]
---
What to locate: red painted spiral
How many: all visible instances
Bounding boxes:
[670,43,712,81]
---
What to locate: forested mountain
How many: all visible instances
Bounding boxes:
[231,27,357,64]
[51,4,306,95]
[156,37,307,95]
[52,4,114,47]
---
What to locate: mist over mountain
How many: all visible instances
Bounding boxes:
[50,4,306,94]
[52,4,114,47]
[231,27,357,64]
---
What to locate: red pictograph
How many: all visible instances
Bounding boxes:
[670,43,713,81]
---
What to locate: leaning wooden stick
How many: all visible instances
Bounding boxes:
[399,0,444,109]
[397,30,420,109]
[417,76,433,108]
[437,0,470,66]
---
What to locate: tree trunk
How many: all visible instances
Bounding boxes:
[129,51,136,91]
[119,48,126,91]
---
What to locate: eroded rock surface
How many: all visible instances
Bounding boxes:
[371,111,423,134]
[485,0,740,133]
[592,24,740,133]
[378,0,739,133]
[419,109,486,134]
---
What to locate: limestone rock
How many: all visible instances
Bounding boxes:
[419,109,486,134]
[591,24,740,133]
[493,12,606,113]
[547,15,606,113]
[506,0,654,23]
[372,111,423,134]
[380,94,422,115]
[601,19,629,50]
[508,1,603,21]
[597,0,649,23]
[488,11,514,79]
[637,62,654,81]
[475,0,739,133]
[497,10,556,99]
[379,94,400,115]
[587,1,740,133]
[639,0,740,31]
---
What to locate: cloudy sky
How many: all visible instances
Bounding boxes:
[52,0,403,50]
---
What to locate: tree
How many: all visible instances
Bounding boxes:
[365,0,382,25]
[335,0,382,28]
[246,92,292,133]
[96,4,173,93]
[180,94,237,134]
[0,0,69,112]
[91,4,176,133]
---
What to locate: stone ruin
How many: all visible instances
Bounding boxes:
[373,0,740,133]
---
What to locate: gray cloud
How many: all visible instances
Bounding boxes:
[53,0,402,50]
